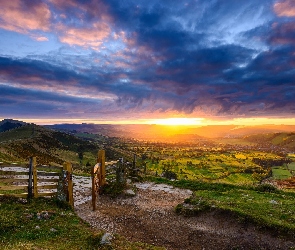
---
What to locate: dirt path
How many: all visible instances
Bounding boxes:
[74,180,295,250]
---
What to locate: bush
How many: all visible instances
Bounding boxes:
[162,170,177,180]
[174,204,183,214]
[255,183,278,193]
[102,182,126,198]
[86,232,104,248]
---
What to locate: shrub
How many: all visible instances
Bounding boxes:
[255,183,278,193]
[162,170,177,180]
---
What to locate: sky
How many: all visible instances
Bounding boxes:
[0,0,295,125]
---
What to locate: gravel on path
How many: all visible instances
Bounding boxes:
[74,180,295,250]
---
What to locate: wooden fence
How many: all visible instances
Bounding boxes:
[0,157,73,206]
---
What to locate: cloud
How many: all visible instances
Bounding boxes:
[0,83,118,119]
[30,34,49,42]
[0,0,295,120]
[270,22,295,45]
[274,0,295,17]
[56,22,111,49]
[0,0,51,33]
[48,0,113,49]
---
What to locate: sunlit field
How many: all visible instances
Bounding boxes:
[143,149,293,185]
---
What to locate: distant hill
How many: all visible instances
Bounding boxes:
[0,119,26,132]
[0,122,98,165]
[46,124,210,142]
[46,123,295,140]
[244,132,295,151]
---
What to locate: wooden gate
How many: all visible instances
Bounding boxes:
[0,157,73,207]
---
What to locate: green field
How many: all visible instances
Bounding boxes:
[272,167,293,180]
[145,150,283,184]
[288,162,295,171]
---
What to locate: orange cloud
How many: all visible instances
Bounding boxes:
[57,22,111,49]
[35,36,49,42]
[0,0,51,33]
[30,34,49,42]
[49,0,112,23]
[274,0,295,17]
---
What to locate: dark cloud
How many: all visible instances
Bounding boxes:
[0,56,81,83]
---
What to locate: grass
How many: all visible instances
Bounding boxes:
[288,162,295,171]
[145,150,282,184]
[146,176,295,235]
[272,166,293,180]
[0,196,97,249]
[0,195,163,250]
[185,188,295,236]
[0,125,33,143]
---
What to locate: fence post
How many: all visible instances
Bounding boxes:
[92,150,106,211]
[32,157,38,198]
[98,150,106,187]
[28,157,35,199]
[91,164,97,211]
[63,162,74,207]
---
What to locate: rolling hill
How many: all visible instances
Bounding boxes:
[47,123,295,140]
[0,120,98,166]
[0,119,26,132]
[244,132,295,151]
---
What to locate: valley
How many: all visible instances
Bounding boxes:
[1,119,295,249]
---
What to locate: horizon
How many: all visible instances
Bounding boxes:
[1,117,295,127]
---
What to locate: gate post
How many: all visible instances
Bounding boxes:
[63,162,74,207]
[92,150,105,211]
[28,157,37,199]
[33,158,38,198]
[91,164,98,211]
[28,157,33,199]
[98,150,106,187]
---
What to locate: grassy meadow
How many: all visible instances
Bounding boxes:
[0,196,163,250]
[145,149,290,185]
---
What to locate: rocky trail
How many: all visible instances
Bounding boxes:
[73,177,295,250]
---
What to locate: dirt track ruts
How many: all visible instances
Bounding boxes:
[74,182,295,250]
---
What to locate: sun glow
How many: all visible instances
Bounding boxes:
[148,118,204,126]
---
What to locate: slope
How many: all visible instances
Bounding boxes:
[244,133,295,151]
[0,122,98,166]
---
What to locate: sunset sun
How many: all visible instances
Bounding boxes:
[149,118,203,126]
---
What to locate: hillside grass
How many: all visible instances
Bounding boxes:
[272,166,293,180]
[0,124,98,167]
[146,176,295,235]
[245,132,295,150]
[0,195,163,250]
[146,151,281,184]
[288,162,295,171]
[0,125,33,142]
